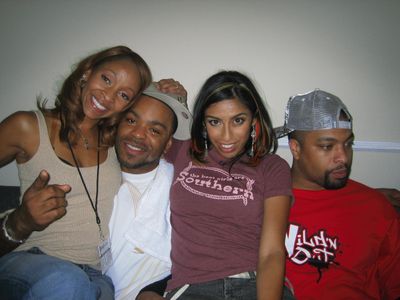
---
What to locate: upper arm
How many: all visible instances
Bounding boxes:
[377,217,400,298]
[0,111,39,166]
[376,188,400,209]
[258,195,292,258]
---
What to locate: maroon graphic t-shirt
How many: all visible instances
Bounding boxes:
[166,140,292,290]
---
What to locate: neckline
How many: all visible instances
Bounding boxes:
[37,110,109,169]
[207,147,250,166]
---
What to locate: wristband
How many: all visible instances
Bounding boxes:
[2,214,26,244]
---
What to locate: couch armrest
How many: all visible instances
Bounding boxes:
[0,186,20,215]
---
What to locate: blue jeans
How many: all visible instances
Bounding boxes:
[165,275,295,300]
[0,247,114,300]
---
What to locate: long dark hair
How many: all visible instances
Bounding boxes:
[190,70,277,166]
[38,45,152,147]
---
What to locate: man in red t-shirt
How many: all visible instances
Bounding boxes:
[276,89,400,300]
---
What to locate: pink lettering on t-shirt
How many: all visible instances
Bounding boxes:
[174,161,255,206]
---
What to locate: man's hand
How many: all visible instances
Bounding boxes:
[156,79,187,100]
[136,291,165,300]
[11,170,71,239]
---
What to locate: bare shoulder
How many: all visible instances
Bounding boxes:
[1,110,38,130]
[0,111,39,164]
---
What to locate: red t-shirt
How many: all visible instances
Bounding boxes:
[285,180,400,300]
[166,141,292,290]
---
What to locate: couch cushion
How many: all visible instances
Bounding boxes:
[0,186,20,214]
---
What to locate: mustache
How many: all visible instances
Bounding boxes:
[330,164,350,173]
[119,137,148,152]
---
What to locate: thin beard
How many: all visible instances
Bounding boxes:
[115,143,158,171]
[323,165,351,190]
[119,158,160,171]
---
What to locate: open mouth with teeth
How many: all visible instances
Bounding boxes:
[91,96,107,111]
[216,143,239,157]
[125,141,147,154]
[221,144,234,149]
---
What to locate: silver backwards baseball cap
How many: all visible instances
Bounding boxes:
[142,82,192,140]
[275,89,352,138]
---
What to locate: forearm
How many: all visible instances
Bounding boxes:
[256,251,286,300]
[0,218,20,256]
[1,170,70,257]
[0,210,32,256]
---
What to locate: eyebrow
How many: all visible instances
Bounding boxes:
[317,132,355,143]
[128,110,169,131]
[102,67,117,78]
[103,68,136,94]
[205,112,249,119]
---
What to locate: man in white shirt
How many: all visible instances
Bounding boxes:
[106,82,192,300]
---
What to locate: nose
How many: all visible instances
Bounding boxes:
[333,144,349,164]
[221,124,232,141]
[102,87,117,104]
[130,124,146,140]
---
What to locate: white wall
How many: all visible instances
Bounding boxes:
[0,0,399,188]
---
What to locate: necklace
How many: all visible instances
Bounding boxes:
[78,130,91,150]
[67,129,103,239]
[81,135,90,150]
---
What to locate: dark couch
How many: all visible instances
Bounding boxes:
[0,186,20,214]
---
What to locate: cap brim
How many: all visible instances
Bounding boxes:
[142,90,192,140]
[274,126,292,139]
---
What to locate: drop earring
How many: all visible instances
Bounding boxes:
[202,127,208,157]
[79,74,88,88]
[248,124,256,157]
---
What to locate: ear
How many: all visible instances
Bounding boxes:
[83,69,92,78]
[82,70,92,81]
[79,70,92,88]
[163,137,173,155]
[289,138,301,160]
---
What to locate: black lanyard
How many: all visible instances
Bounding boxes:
[67,129,102,237]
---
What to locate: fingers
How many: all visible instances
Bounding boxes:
[41,187,69,211]
[34,201,68,230]
[42,203,68,225]
[30,170,50,191]
[26,171,71,200]
[19,171,71,232]
[157,78,181,93]
[34,184,70,222]
[157,78,188,99]
[56,183,72,194]
[23,186,69,231]
[157,78,178,90]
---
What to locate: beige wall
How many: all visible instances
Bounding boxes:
[0,0,399,188]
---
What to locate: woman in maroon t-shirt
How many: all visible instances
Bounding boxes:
[165,71,294,300]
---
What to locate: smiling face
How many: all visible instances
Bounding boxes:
[81,59,141,121]
[290,128,354,190]
[115,95,174,174]
[204,98,254,159]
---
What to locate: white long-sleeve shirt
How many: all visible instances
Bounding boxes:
[107,159,173,300]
